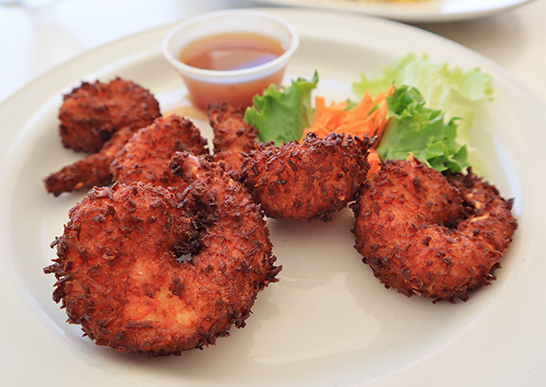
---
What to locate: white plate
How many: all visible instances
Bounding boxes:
[252,0,537,22]
[1,8,545,387]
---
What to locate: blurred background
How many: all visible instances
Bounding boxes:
[1,0,545,103]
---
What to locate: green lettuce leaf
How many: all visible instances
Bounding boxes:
[352,53,494,145]
[377,86,469,173]
[244,71,319,145]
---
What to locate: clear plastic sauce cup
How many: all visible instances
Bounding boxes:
[162,10,300,110]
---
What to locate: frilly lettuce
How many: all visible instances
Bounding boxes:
[377,86,468,173]
[244,71,319,145]
[352,53,493,146]
[241,54,492,174]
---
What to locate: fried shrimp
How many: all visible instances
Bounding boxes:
[44,77,161,195]
[207,103,258,180]
[44,126,135,196]
[444,170,517,254]
[111,114,208,191]
[59,77,161,153]
[44,165,280,356]
[352,158,518,302]
[241,132,372,222]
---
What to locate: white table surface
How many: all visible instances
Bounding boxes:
[1,0,545,105]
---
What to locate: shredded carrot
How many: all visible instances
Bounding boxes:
[302,85,394,178]
[366,148,381,180]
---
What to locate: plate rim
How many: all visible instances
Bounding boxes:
[251,0,538,23]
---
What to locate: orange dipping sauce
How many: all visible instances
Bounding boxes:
[178,33,286,110]
[180,33,285,71]
[181,71,284,111]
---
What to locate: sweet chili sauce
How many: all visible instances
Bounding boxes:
[178,33,286,110]
[180,32,285,71]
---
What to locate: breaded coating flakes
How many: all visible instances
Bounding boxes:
[242,132,372,221]
[352,158,518,302]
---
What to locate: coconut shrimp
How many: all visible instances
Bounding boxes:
[352,158,518,302]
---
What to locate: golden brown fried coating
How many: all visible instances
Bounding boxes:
[352,158,518,302]
[207,103,258,180]
[111,114,208,191]
[45,183,197,356]
[44,126,135,196]
[241,132,372,222]
[444,170,517,254]
[44,175,279,357]
[170,151,281,293]
[59,77,160,153]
